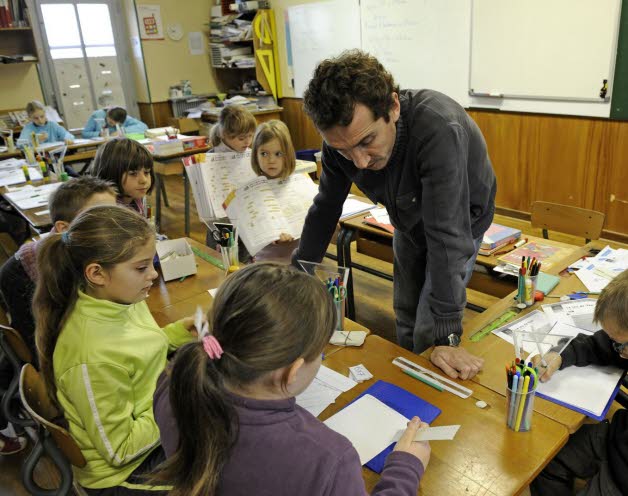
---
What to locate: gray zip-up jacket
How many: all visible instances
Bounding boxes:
[293,90,496,342]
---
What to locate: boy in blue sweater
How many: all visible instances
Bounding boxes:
[18,101,74,146]
[82,107,148,138]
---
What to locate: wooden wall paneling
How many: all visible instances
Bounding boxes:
[279,97,322,151]
[137,102,173,129]
[468,110,537,212]
[532,114,605,210]
[594,120,628,235]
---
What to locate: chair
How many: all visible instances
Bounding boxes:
[19,363,87,496]
[530,201,605,243]
[0,324,35,428]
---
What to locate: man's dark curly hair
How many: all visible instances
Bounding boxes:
[303,50,399,131]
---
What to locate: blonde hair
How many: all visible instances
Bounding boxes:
[594,270,628,330]
[26,100,46,117]
[210,105,257,147]
[251,120,296,180]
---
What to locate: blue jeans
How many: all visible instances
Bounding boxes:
[393,229,483,354]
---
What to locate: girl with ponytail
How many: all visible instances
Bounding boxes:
[152,263,431,496]
[34,205,196,495]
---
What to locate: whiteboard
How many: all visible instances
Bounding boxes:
[361,0,471,108]
[470,0,621,102]
[288,0,361,98]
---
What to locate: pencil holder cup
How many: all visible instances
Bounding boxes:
[506,384,536,432]
[220,245,240,275]
[333,296,346,332]
[524,275,538,307]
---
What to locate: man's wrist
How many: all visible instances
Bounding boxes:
[435,333,461,347]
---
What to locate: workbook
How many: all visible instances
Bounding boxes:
[481,223,521,250]
[223,173,319,255]
[498,241,573,270]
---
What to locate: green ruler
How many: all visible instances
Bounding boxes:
[469,308,520,342]
[191,246,225,270]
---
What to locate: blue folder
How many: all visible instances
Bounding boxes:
[348,380,441,473]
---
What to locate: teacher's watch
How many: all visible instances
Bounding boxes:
[436,333,461,347]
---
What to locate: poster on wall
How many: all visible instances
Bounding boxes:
[138,5,164,40]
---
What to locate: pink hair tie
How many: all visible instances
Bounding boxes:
[202,335,223,360]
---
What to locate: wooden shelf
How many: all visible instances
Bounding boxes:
[1,59,38,64]
[0,27,32,31]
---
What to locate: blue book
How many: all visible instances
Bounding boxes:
[348,380,441,473]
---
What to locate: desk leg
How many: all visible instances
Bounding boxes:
[337,226,356,320]
[183,170,190,238]
[155,173,162,233]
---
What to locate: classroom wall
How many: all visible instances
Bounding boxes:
[0,64,44,110]
[134,0,218,102]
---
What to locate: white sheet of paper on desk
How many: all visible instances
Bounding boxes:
[541,298,598,332]
[393,424,460,442]
[370,206,390,224]
[296,365,357,418]
[340,196,375,220]
[208,288,218,298]
[324,394,408,465]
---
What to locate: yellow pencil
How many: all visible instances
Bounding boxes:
[514,375,530,431]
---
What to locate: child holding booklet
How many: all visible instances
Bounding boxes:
[531,270,628,496]
[250,120,301,263]
[152,263,430,496]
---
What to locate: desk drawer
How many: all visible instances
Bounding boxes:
[357,235,393,263]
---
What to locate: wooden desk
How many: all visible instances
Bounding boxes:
[321,335,568,495]
[151,146,211,236]
[0,180,54,230]
[463,239,628,432]
[0,150,22,160]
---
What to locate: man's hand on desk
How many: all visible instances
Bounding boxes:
[430,346,484,380]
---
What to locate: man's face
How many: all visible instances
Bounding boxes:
[320,93,400,171]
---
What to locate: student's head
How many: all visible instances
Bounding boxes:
[251,120,296,179]
[594,270,628,359]
[89,138,154,202]
[209,105,256,152]
[105,106,127,127]
[26,101,47,126]
[303,49,400,171]
[34,205,156,402]
[153,263,336,496]
[49,176,117,232]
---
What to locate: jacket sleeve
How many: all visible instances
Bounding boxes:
[82,113,101,138]
[18,123,33,146]
[59,362,160,467]
[419,123,476,342]
[51,122,74,142]
[323,447,422,496]
[560,330,628,369]
[291,145,352,267]
[123,117,148,135]
[163,320,194,351]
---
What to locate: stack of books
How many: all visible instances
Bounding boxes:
[479,223,521,256]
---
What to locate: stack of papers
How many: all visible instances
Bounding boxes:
[572,245,628,293]
[340,195,376,220]
[4,183,60,210]
[296,365,357,417]
[0,158,43,187]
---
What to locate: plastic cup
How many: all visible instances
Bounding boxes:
[220,244,239,275]
[506,383,536,432]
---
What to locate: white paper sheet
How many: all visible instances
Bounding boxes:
[296,365,357,418]
[340,196,375,220]
[541,298,598,332]
[393,424,460,442]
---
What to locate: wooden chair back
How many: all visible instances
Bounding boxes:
[530,201,605,242]
[19,364,86,468]
[0,324,32,364]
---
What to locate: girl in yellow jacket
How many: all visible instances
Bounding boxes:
[33,205,196,494]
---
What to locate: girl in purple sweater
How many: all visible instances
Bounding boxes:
[152,263,430,496]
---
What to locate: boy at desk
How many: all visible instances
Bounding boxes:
[531,270,628,496]
[82,107,148,139]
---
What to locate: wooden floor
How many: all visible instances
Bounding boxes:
[0,174,604,494]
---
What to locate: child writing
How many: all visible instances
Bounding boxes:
[33,205,196,494]
[152,263,430,496]
[18,100,74,146]
[250,120,300,262]
[83,107,148,139]
[209,105,256,153]
[89,138,154,217]
[531,270,628,496]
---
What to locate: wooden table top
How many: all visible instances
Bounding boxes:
[0,179,55,229]
[340,213,579,270]
[321,335,568,496]
[462,239,628,432]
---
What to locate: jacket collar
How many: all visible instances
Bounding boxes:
[228,391,297,425]
[75,290,134,319]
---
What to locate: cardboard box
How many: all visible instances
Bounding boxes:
[168,117,199,134]
[156,238,197,281]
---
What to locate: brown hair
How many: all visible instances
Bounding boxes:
[26,100,46,117]
[594,270,628,330]
[106,106,127,124]
[89,138,155,195]
[34,205,154,404]
[152,263,336,496]
[303,49,400,131]
[209,105,257,147]
[251,120,296,179]
[49,176,116,223]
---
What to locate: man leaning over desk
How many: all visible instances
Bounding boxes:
[292,50,496,380]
